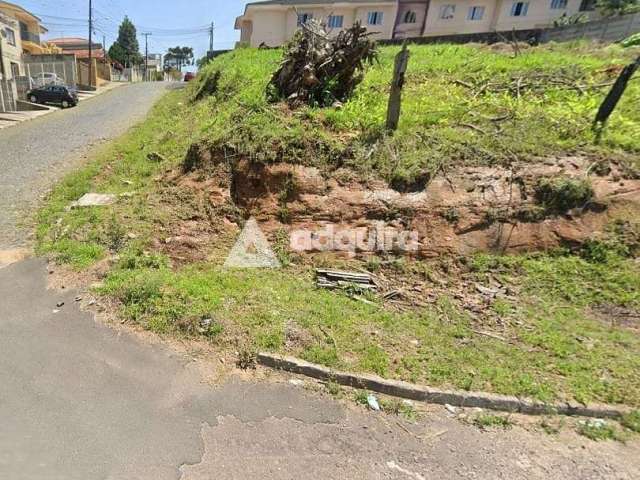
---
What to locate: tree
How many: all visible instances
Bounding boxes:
[196,54,212,69]
[164,46,194,72]
[597,0,639,15]
[108,16,142,66]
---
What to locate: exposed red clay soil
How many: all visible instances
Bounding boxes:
[170,149,640,259]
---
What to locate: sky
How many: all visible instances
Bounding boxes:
[17,0,252,66]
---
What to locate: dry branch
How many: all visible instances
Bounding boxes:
[453,67,622,99]
[267,20,378,107]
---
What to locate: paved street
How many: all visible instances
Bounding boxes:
[2,260,640,480]
[0,83,638,479]
[0,82,168,249]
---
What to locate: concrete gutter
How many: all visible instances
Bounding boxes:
[257,353,631,419]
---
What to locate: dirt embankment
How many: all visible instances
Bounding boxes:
[174,144,640,258]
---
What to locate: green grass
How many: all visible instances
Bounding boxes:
[473,414,513,430]
[35,88,199,266]
[87,246,640,407]
[35,42,640,408]
[622,411,640,433]
[534,177,594,214]
[577,420,620,441]
[190,41,640,186]
[379,398,418,420]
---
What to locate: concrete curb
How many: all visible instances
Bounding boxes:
[257,353,630,419]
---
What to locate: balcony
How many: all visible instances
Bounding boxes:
[20,29,40,44]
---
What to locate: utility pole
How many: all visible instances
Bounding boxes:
[88,0,93,89]
[209,22,214,56]
[143,32,152,81]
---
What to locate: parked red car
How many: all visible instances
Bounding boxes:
[184,72,196,82]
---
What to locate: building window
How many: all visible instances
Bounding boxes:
[403,10,417,23]
[510,2,529,16]
[297,13,313,26]
[439,5,456,20]
[367,11,384,25]
[10,62,20,77]
[5,27,16,46]
[467,6,486,20]
[551,0,568,8]
[327,15,344,28]
[579,0,597,10]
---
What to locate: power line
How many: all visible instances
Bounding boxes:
[37,13,88,22]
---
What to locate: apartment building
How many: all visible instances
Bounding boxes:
[235,0,598,47]
[236,1,398,46]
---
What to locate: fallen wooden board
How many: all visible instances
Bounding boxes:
[316,269,376,290]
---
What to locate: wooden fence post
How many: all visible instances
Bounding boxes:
[386,43,410,131]
[593,55,640,141]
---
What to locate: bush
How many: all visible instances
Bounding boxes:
[534,177,594,214]
[621,32,640,48]
[554,13,588,27]
[598,0,640,16]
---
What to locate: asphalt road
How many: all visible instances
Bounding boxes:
[0,82,168,248]
[2,259,639,480]
[0,83,638,479]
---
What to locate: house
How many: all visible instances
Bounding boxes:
[144,53,163,74]
[47,37,106,59]
[47,37,111,87]
[0,9,21,79]
[0,1,58,80]
[235,0,598,47]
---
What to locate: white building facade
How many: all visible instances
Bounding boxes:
[235,0,597,47]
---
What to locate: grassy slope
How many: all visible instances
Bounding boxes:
[192,41,640,185]
[36,43,640,407]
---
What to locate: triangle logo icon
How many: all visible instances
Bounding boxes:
[224,217,282,269]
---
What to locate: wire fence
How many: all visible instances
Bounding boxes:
[23,61,77,88]
[16,59,78,100]
[111,67,143,83]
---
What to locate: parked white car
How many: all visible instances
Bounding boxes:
[30,73,65,88]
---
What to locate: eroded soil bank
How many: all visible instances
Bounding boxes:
[173,146,640,259]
